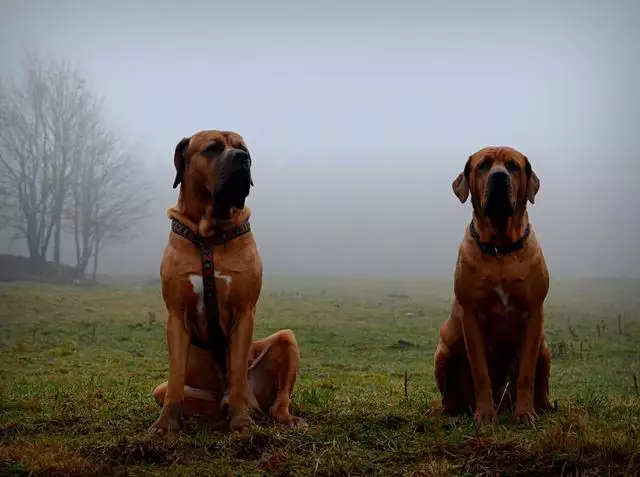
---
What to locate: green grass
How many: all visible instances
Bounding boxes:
[0,277,639,476]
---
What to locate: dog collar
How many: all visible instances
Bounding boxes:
[469,221,530,256]
[170,218,251,246]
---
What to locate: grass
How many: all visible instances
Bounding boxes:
[0,276,639,476]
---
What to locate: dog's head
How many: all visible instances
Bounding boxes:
[172,130,253,217]
[452,146,539,224]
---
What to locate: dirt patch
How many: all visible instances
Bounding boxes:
[234,432,274,460]
[390,339,418,349]
[380,415,409,429]
[79,437,171,466]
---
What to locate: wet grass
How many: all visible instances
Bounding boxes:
[0,277,639,476]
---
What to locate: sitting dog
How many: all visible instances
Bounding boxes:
[434,146,552,425]
[150,130,306,434]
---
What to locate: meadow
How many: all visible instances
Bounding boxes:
[0,276,639,476]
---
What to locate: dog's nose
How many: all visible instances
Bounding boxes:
[230,149,250,165]
[489,170,509,185]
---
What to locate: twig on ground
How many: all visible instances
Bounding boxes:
[493,380,510,425]
[404,370,408,399]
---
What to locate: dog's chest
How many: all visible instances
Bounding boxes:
[478,283,528,346]
[188,272,234,317]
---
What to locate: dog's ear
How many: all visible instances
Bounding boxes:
[524,156,540,204]
[172,137,191,189]
[452,157,472,203]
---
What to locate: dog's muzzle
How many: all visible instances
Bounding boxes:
[226,148,251,172]
[213,148,253,214]
[483,169,514,218]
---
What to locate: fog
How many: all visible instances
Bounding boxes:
[1,0,638,279]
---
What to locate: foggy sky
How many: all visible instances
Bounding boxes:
[1,0,638,278]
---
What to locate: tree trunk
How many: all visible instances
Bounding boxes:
[27,240,46,274]
[25,217,44,265]
[53,216,61,264]
[91,237,100,282]
[75,253,91,277]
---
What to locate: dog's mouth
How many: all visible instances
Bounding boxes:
[482,172,515,221]
[213,161,253,217]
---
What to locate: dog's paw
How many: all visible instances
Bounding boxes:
[473,404,496,427]
[268,403,307,431]
[229,413,254,434]
[275,415,308,431]
[148,404,183,436]
[535,397,555,414]
[439,398,466,416]
[148,415,181,436]
[286,416,308,431]
[515,406,538,424]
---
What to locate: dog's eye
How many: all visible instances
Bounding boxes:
[505,160,519,172]
[202,142,224,157]
[478,160,491,172]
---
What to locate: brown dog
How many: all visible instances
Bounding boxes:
[434,146,552,426]
[149,130,306,434]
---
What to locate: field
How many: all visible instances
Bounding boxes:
[1,276,639,476]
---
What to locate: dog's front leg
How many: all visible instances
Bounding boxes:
[515,305,544,423]
[460,307,495,426]
[149,309,191,434]
[227,309,254,432]
[534,338,552,412]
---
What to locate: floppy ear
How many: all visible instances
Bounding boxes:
[452,157,471,203]
[172,137,191,189]
[524,156,540,204]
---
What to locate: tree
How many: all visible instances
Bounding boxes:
[0,52,92,266]
[65,123,150,280]
[0,51,150,279]
[89,146,150,281]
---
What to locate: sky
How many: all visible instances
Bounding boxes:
[0,0,638,278]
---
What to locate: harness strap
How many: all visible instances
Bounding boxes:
[169,217,252,385]
[201,242,228,382]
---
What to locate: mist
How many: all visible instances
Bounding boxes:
[1,0,638,279]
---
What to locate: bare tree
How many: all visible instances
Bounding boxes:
[90,148,150,281]
[65,122,150,279]
[65,105,105,274]
[0,51,150,280]
[0,52,93,266]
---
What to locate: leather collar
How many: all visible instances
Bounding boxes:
[170,218,251,246]
[469,220,530,256]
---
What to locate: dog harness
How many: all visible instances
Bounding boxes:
[169,217,252,383]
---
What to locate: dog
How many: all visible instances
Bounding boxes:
[149,130,306,434]
[434,146,552,426]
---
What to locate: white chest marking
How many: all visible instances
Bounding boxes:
[494,285,509,307]
[214,271,232,295]
[188,272,234,315]
[189,275,205,315]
